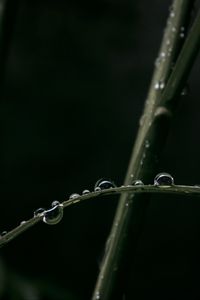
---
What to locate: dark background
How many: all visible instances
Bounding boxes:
[0,0,200,299]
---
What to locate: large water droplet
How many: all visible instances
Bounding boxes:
[34,208,45,217]
[132,180,144,186]
[154,172,174,187]
[69,193,80,199]
[94,179,116,191]
[82,189,90,195]
[43,202,63,225]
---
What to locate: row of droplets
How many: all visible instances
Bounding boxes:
[35,174,174,224]
[0,173,175,237]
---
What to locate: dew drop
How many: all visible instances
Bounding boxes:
[145,140,150,148]
[170,11,175,18]
[69,193,80,199]
[1,231,7,236]
[132,180,144,186]
[20,221,26,225]
[43,202,63,225]
[161,52,166,58]
[51,200,60,207]
[95,291,101,299]
[180,32,185,38]
[82,189,90,195]
[94,179,116,191]
[160,81,165,90]
[34,208,45,217]
[154,172,174,187]
[154,81,165,91]
[154,82,160,90]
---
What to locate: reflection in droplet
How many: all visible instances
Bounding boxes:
[43,202,63,225]
[154,172,174,187]
[34,208,45,217]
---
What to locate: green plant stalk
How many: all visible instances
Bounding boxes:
[92,1,197,299]
[1,184,200,248]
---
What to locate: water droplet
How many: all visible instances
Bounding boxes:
[130,174,134,178]
[181,84,190,96]
[1,231,7,236]
[69,193,80,199]
[95,291,101,299]
[160,82,165,90]
[43,202,63,225]
[95,187,101,192]
[172,27,176,32]
[82,189,90,195]
[20,221,26,225]
[132,180,144,186]
[145,140,150,148]
[180,26,185,32]
[154,82,160,90]
[180,32,184,38]
[161,52,166,58]
[154,172,174,187]
[166,39,170,45]
[154,81,165,91]
[94,179,116,191]
[170,11,175,18]
[51,200,60,207]
[155,57,161,67]
[34,208,45,217]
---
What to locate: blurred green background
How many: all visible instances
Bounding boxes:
[0,0,200,299]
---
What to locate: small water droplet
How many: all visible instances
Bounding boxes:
[130,174,134,178]
[180,26,185,32]
[34,208,45,217]
[154,81,165,91]
[51,200,60,207]
[181,84,190,96]
[82,189,90,195]
[154,172,174,187]
[20,221,26,225]
[166,39,170,45]
[69,193,80,199]
[154,82,160,90]
[170,11,175,18]
[95,187,101,192]
[180,32,184,38]
[132,180,144,186]
[160,81,165,90]
[172,27,176,32]
[43,202,63,225]
[1,231,7,236]
[145,140,150,148]
[94,179,116,191]
[95,291,101,300]
[155,57,161,67]
[161,52,166,58]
